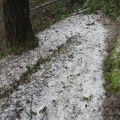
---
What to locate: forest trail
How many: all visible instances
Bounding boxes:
[0,13,113,120]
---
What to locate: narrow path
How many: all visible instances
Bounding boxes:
[0,14,108,120]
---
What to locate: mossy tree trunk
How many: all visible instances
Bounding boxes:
[3,0,37,50]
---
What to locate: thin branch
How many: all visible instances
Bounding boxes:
[30,0,61,12]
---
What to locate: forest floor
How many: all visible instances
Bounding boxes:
[0,12,119,120]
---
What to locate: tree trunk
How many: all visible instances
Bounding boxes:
[3,0,36,49]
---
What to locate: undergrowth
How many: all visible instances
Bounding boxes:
[104,33,120,94]
[85,0,120,19]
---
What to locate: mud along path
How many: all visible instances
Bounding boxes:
[0,14,112,120]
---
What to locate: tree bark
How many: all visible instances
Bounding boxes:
[3,0,36,49]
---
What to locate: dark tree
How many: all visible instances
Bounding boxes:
[3,0,37,50]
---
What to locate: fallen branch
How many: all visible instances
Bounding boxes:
[71,8,89,16]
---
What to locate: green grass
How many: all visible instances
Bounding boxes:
[104,33,120,94]
[85,0,120,19]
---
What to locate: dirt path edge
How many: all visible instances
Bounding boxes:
[102,16,120,120]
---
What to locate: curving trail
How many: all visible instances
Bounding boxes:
[0,14,109,120]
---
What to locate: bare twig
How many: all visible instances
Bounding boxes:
[43,10,56,19]
[30,0,62,12]
[71,8,89,16]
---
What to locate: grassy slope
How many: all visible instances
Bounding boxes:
[103,30,120,120]
[104,32,120,94]
[86,0,120,19]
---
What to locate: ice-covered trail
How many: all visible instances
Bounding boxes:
[0,14,109,120]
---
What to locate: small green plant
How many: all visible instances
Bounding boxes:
[83,96,89,101]
[104,72,111,80]
[83,95,93,101]
[108,70,120,92]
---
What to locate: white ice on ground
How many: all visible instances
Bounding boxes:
[0,14,108,120]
